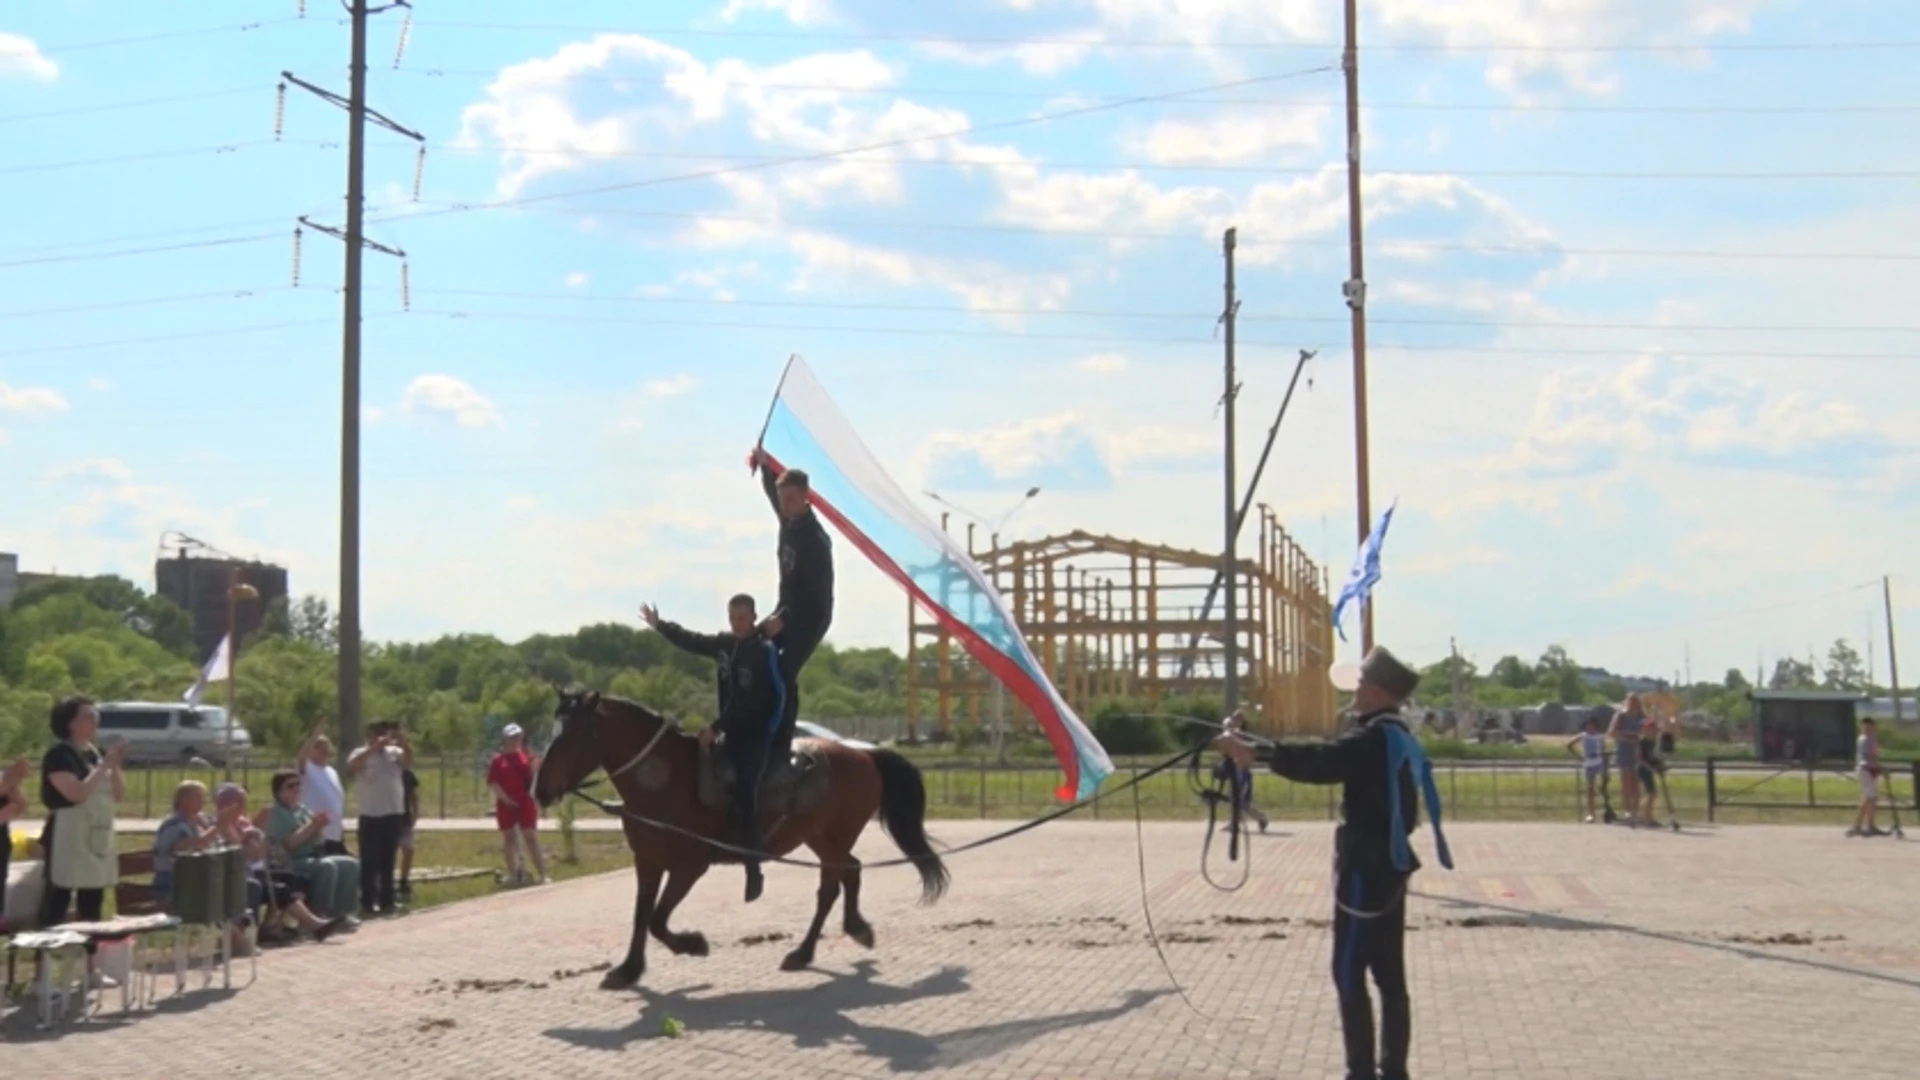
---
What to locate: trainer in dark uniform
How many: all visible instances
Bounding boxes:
[749,448,834,754]
[1214,646,1452,1080]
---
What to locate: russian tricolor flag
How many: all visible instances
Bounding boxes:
[757,356,1114,802]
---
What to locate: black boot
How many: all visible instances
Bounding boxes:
[744,862,764,903]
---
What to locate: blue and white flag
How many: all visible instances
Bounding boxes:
[1332,498,1397,642]
[182,633,232,708]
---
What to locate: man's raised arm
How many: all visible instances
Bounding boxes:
[641,604,731,657]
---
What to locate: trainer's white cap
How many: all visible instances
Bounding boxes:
[502,723,524,738]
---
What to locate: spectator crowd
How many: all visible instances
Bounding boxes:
[2,695,553,995]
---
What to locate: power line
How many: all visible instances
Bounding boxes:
[4,306,1912,363]
[407,140,1920,181]
[37,18,306,55]
[388,202,1920,263]
[406,19,1920,54]
[390,307,1920,359]
[0,86,269,126]
[0,233,283,271]
[407,287,1920,335]
[394,68,1920,116]
[361,63,1339,226]
[0,316,377,362]
[0,286,297,322]
[0,139,336,179]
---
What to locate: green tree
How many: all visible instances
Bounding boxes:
[1768,657,1818,690]
[1823,638,1867,692]
[1490,655,1532,690]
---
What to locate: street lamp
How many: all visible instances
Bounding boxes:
[224,577,260,780]
[923,486,1042,541]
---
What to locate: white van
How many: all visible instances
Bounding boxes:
[95,701,254,766]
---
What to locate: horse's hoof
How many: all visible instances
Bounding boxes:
[600,964,641,990]
[846,922,875,949]
[779,948,814,972]
[678,932,710,958]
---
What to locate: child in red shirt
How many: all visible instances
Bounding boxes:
[487,724,548,886]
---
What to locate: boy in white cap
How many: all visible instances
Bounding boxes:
[1214,644,1452,1080]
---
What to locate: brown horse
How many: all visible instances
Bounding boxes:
[532,687,949,988]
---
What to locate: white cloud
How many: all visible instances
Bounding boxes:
[1369,0,1769,97]
[1429,353,1908,511]
[719,0,836,24]
[645,374,699,397]
[1077,352,1128,373]
[913,37,1099,77]
[564,271,591,288]
[0,383,69,414]
[991,0,1768,94]
[1120,106,1329,166]
[85,377,114,393]
[456,34,914,202]
[45,458,133,483]
[0,34,57,81]
[918,410,1215,491]
[783,229,1074,318]
[399,374,504,429]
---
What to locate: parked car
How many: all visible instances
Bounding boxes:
[794,720,878,751]
[96,701,254,766]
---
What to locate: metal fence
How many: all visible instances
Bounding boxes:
[93,754,1916,824]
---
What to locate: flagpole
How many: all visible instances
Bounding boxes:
[754,353,800,455]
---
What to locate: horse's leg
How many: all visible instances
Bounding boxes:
[841,853,874,949]
[602,863,662,990]
[648,862,711,957]
[781,848,842,972]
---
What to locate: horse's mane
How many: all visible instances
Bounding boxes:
[585,691,693,737]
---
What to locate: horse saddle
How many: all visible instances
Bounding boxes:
[696,739,833,817]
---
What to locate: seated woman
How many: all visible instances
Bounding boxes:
[212,783,343,943]
[151,780,218,909]
[259,770,359,920]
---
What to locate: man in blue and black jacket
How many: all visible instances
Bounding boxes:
[641,594,788,903]
[1214,645,1452,1080]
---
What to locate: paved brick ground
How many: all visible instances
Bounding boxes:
[6,820,1918,1078]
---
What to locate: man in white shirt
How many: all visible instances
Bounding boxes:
[298,723,349,856]
[350,721,414,915]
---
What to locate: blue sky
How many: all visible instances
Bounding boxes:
[3,0,1919,685]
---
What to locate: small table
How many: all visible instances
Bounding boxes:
[26,914,184,1022]
[4,929,90,1030]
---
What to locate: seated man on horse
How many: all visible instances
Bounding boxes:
[640,594,789,903]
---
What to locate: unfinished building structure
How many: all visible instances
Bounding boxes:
[905,505,1337,742]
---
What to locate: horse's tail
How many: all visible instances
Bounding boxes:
[871,748,950,904]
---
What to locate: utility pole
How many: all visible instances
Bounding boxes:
[1884,575,1904,725]
[281,0,422,764]
[1221,227,1241,712]
[1342,0,1375,654]
[1449,637,1465,726]
[1176,347,1315,680]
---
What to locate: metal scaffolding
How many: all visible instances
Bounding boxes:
[905,506,1337,741]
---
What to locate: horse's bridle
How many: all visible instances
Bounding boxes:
[552,691,674,799]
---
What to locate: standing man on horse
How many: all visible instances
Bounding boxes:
[640,595,785,903]
[1212,646,1451,1080]
[748,447,835,759]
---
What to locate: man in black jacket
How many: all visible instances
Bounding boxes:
[641,594,786,902]
[1214,646,1452,1080]
[641,595,761,716]
[749,448,835,750]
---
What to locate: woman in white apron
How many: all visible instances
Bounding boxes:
[38,695,125,928]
